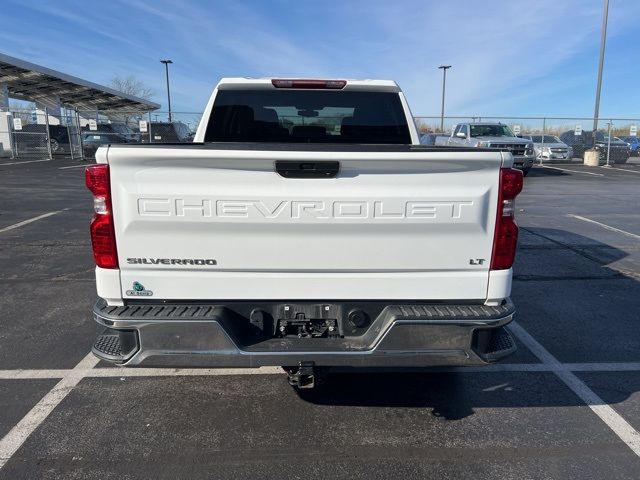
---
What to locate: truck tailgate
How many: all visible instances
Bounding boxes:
[105,145,502,301]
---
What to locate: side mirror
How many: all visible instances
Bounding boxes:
[455,132,466,138]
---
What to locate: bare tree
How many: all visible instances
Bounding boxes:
[8,100,36,124]
[110,75,154,101]
[109,75,155,126]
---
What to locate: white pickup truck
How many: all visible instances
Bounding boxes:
[86,78,523,388]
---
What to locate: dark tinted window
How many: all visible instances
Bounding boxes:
[205,89,411,144]
[530,135,560,143]
[469,124,514,137]
[149,122,190,141]
[82,133,127,144]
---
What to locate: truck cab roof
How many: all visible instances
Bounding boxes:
[216,77,401,92]
[459,122,507,126]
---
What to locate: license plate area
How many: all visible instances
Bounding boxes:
[276,304,341,338]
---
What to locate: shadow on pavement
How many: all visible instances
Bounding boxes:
[526,166,569,177]
[295,227,639,416]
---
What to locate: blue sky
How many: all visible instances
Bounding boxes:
[2,0,640,117]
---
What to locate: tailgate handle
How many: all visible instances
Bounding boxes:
[275,161,339,178]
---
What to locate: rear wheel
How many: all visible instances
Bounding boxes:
[50,138,60,152]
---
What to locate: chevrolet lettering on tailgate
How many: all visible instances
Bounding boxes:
[136,198,476,221]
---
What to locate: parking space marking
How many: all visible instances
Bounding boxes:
[1,346,639,466]
[4,362,640,380]
[563,363,640,371]
[0,159,51,166]
[508,322,640,458]
[86,366,284,377]
[539,165,604,176]
[0,353,99,470]
[599,165,640,175]
[567,214,640,240]
[0,209,69,234]
[58,164,92,170]
[0,370,72,379]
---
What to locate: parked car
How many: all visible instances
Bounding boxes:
[560,130,631,164]
[141,121,192,143]
[82,122,140,142]
[419,132,446,145]
[81,132,131,159]
[519,135,571,161]
[87,77,523,389]
[436,122,534,175]
[14,124,71,154]
[620,136,640,156]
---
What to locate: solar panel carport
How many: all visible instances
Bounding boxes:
[0,53,159,111]
[0,53,159,160]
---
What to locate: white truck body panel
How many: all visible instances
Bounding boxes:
[101,147,506,302]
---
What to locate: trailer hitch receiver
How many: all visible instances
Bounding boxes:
[284,362,317,389]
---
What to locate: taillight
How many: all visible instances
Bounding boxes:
[271,79,346,89]
[85,164,118,269]
[490,168,523,270]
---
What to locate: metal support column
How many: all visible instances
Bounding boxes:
[44,107,53,160]
[592,0,609,146]
[76,109,85,161]
[604,121,612,167]
[540,118,546,165]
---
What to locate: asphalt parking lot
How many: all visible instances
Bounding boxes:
[0,156,639,479]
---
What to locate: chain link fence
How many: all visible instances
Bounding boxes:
[0,107,202,162]
[2,108,638,166]
[414,116,640,165]
[0,107,84,161]
[75,110,202,160]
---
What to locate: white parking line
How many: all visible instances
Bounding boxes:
[3,362,640,380]
[567,214,640,240]
[58,164,92,170]
[539,165,604,176]
[2,343,640,468]
[564,363,640,371]
[508,322,640,458]
[0,209,69,234]
[0,370,72,379]
[87,366,284,377]
[0,159,51,166]
[599,166,640,174]
[0,353,99,470]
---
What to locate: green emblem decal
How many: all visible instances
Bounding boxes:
[126,281,153,297]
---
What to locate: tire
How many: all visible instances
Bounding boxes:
[49,138,60,152]
[523,167,530,177]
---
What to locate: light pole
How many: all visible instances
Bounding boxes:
[160,59,173,122]
[438,65,451,132]
[592,0,609,144]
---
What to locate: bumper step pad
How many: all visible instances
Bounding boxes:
[479,327,516,362]
[92,330,138,363]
